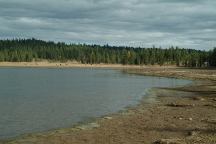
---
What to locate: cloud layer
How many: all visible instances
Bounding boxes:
[0,0,215,50]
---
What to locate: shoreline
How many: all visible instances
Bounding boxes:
[0,61,178,69]
[0,87,161,142]
[0,68,216,144]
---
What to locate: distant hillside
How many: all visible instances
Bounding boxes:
[0,38,215,67]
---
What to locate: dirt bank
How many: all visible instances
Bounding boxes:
[125,67,216,81]
[0,68,216,144]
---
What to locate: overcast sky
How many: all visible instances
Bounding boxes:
[0,0,215,50]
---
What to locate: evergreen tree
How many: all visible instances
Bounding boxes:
[0,38,213,67]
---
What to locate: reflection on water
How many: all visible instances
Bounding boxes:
[0,68,191,139]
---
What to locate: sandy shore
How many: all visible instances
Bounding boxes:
[0,67,216,144]
[0,61,177,69]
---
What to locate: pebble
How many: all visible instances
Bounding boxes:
[188,131,197,136]
[103,116,113,120]
[77,122,100,130]
[193,97,205,101]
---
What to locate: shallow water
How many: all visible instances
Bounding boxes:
[0,68,191,139]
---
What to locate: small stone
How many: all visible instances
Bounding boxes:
[193,97,205,101]
[170,124,177,128]
[179,117,183,120]
[103,116,113,120]
[188,131,197,136]
[77,122,100,130]
[189,118,193,121]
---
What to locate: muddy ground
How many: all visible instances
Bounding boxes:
[1,68,216,144]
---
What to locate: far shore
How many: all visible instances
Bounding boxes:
[0,61,178,69]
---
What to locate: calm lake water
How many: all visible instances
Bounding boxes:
[0,68,191,139]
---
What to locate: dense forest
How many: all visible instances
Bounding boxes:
[0,39,215,67]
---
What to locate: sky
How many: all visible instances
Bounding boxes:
[0,0,216,50]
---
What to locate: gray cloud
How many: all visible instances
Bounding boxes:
[0,0,215,50]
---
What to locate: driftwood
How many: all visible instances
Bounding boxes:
[166,102,195,107]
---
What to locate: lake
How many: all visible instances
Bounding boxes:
[0,68,191,139]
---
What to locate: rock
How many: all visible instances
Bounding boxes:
[193,97,205,101]
[154,138,185,144]
[173,116,183,120]
[103,116,113,120]
[77,122,100,130]
[179,117,183,120]
[212,98,216,101]
[188,131,197,136]
[166,103,180,107]
[170,124,177,128]
[188,118,193,121]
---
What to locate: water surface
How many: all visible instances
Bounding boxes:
[0,68,191,139]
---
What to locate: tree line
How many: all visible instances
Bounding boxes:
[0,38,215,67]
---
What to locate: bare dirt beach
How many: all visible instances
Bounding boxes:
[0,61,136,68]
[0,61,175,69]
[0,64,216,144]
